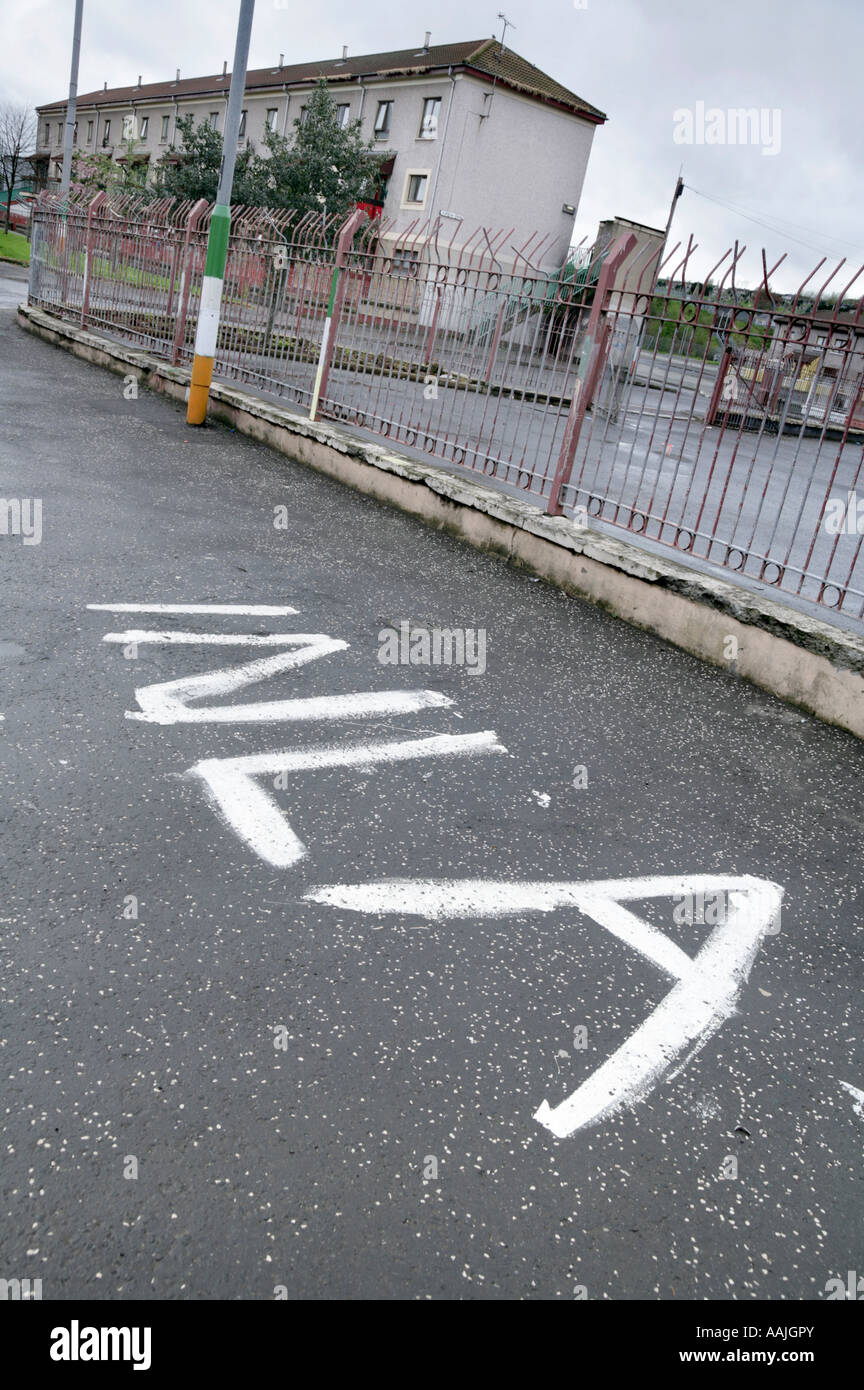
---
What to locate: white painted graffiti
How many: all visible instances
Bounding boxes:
[89,603,507,866]
[303,875,783,1137]
[90,602,783,1138]
[102,629,452,726]
[189,731,505,868]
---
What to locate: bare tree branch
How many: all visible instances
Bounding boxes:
[0,103,37,233]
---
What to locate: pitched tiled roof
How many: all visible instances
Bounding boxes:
[37,38,605,122]
[464,39,605,120]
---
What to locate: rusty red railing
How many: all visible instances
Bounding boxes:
[28,192,864,628]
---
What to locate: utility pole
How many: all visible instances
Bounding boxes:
[653,168,685,292]
[60,0,84,199]
[187,0,256,425]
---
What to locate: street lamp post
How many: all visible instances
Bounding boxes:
[60,0,84,199]
[187,0,256,425]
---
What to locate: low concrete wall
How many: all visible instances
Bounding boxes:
[18,300,864,741]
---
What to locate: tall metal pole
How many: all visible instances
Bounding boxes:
[652,169,684,293]
[60,0,84,199]
[187,0,256,425]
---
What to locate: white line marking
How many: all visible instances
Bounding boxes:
[190,731,506,867]
[104,631,313,646]
[133,687,453,725]
[88,604,299,615]
[303,874,783,1136]
[116,634,453,725]
[839,1080,864,1121]
[128,634,345,722]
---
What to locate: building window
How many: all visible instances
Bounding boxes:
[102,119,111,146]
[374,100,393,139]
[392,248,420,277]
[266,107,278,132]
[160,114,169,142]
[299,106,309,127]
[42,122,50,144]
[86,119,94,142]
[122,114,135,140]
[238,109,247,138]
[405,172,428,205]
[419,97,441,139]
[208,111,219,130]
[140,115,149,139]
[185,112,194,126]
[336,103,351,129]
[55,123,62,145]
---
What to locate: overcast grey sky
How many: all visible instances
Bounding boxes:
[3,0,862,291]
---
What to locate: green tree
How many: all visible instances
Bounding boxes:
[153,85,384,220]
[248,79,384,220]
[72,136,151,198]
[154,114,258,204]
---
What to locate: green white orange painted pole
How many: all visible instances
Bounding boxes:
[187,0,256,426]
[187,206,231,423]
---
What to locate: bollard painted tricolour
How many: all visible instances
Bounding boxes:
[187,206,231,425]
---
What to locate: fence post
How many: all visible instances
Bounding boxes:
[706,344,733,426]
[80,191,106,329]
[309,208,367,421]
[171,198,209,365]
[484,299,508,384]
[27,196,45,304]
[546,233,637,516]
[423,285,443,365]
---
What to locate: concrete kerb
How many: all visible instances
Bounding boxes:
[17,299,864,741]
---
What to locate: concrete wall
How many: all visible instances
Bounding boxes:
[430,80,597,270]
[19,299,864,745]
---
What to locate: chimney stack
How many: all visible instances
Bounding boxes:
[137,75,142,88]
[278,53,284,67]
[342,45,348,60]
[103,81,107,91]
[222,60,227,77]
[424,31,431,50]
[175,68,180,83]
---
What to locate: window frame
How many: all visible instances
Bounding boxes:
[418,96,441,140]
[374,100,393,139]
[403,169,430,207]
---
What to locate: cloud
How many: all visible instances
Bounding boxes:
[5,0,861,291]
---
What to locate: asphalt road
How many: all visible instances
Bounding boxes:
[1,265,863,1301]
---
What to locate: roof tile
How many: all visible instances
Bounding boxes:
[37,38,605,122]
